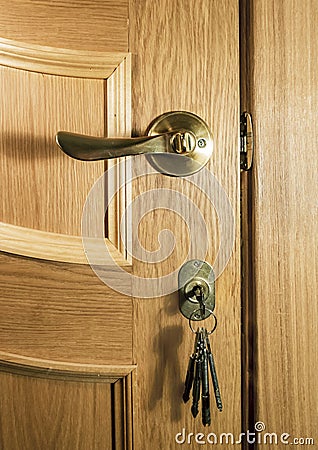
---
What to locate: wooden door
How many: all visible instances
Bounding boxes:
[0,1,240,449]
[241,0,318,448]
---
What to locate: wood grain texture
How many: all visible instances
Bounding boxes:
[0,0,128,52]
[244,0,318,445]
[0,1,241,448]
[106,56,132,260]
[0,371,113,450]
[129,0,241,447]
[239,1,257,442]
[0,3,134,449]
[0,66,105,235]
[0,37,126,78]
[0,222,131,267]
[0,355,135,382]
[0,252,133,365]
[112,375,133,450]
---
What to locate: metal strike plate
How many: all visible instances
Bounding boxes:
[178,260,215,320]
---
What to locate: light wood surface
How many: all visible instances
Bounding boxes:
[0,56,133,239]
[106,55,132,259]
[129,0,241,447]
[0,372,113,450]
[0,221,131,267]
[0,0,241,448]
[0,371,133,450]
[0,355,135,383]
[0,1,135,450]
[112,375,134,450]
[0,65,105,235]
[0,252,132,365]
[0,0,128,52]
[0,3,135,449]
[242,0,318,446]
[0,37,127,78]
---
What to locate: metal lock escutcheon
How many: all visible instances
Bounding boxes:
[178,260,215,320]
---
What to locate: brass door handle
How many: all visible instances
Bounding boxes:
[56,111,213,176]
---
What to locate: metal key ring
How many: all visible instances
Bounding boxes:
[189,308,217,334]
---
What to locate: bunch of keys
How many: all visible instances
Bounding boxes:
[182,316,222,427]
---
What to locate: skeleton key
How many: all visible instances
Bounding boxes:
[182,328,200,403]
[191,328,203,418]
[205,329,223,412]
[201,328,211,426]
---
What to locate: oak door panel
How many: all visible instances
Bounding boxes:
[0,371,133,450]
[0,0,128,52]
[129,0,241,446]
[0,66,105,235]
[241,0,318,445]
[0,0,241,448]
[0,252,132,364]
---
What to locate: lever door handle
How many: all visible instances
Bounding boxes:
[56,111,213,176]
[56,133,173,160]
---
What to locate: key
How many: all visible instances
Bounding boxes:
[182,329,200,403]
[193,285,205,317]
[205,329,223,412]
[191,329,203,418]
[182,355,195,403]
[201,329,211,426]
